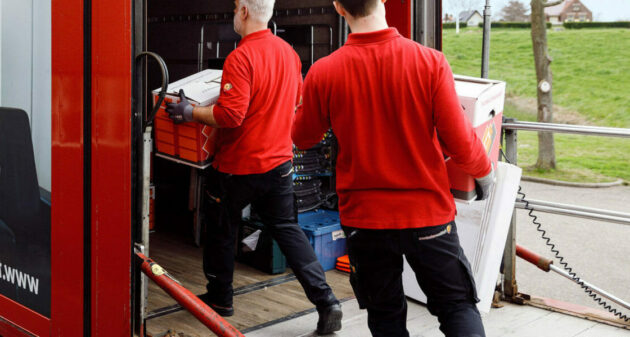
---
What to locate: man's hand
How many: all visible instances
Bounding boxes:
[475,168,496,201]
[166,89,194,124]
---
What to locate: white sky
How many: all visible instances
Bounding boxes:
[443,0,630,21]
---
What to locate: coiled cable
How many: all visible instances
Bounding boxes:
[501,148,630,321]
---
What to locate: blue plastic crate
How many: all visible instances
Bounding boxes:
[298,210,346,271]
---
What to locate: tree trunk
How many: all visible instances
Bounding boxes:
[530,0,557,169]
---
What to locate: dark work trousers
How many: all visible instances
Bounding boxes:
[203,160,338,309]
[342,222,486,337]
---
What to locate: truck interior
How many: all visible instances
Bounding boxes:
[134,1,442,335]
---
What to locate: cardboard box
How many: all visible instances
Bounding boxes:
[447,75,506,202]
[152,69,223,166]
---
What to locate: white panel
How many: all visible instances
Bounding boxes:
[31,0,51,191]
[1,0,33,119]
[403,162,523,314]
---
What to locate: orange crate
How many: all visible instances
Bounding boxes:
[152,95,216,165]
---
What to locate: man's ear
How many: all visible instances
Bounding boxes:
[240,5,249,21]
[333,1,346,17]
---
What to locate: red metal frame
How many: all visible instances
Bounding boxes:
[0,295,48,336]
[90,0,133,335]
[50,0,86,336]
[2,0,133,335]
[0,316,36,337]
[386,0,413,38]
[0,0,87,335]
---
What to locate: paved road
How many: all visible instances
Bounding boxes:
[514,180,630,314]
[247,298,630,337]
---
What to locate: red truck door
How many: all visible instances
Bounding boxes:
[0,0,134,336]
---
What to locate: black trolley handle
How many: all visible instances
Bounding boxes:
[135,51,169,130]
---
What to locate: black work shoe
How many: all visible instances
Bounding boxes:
[197,293,234,317]
[316,303,342,335]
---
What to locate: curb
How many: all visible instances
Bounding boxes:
[521,176,625,188]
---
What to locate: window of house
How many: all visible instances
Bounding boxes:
[567,14,575,22]
[573,5,580,11]
[579,13,586,22]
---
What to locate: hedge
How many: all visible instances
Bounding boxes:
[443,22,467,29]
[477,22,552,29]
[563,21,630,29]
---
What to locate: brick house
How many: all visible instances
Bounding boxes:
[545,0,593,25]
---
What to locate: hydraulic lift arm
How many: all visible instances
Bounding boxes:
[135,250,245,337]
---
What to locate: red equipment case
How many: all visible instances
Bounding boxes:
[447,75,506,202]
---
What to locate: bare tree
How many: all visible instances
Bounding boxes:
[500,1,530,22]
[530,0,562,170]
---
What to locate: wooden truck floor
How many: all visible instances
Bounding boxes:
[145,231,630,337]
[145,230,355,336]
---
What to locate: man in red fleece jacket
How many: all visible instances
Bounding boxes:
[292,0,494,336]
[166,0,341,334]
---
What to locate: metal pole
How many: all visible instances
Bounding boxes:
[270,20,277,35]
[515,202,630,226]
[517,244,630,312]
[139,127,152,327]
[549,264,630,311]
[338,15,344,48]
[310,25,315,67]
[142,129,152,253]
[329,26,334,54]
[502,121,630,138]
[517,198,630,219]
[136,251,246,337]
[199,25,205,72]
[481,0,492,78]
[502,123,518,298]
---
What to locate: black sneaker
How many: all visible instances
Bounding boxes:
[197,293,234,317]
[316,303,342,335]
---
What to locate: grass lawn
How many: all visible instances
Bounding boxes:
[443,27,630,182]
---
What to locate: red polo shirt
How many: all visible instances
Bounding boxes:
[292,28,491,230]
[212,29,301,175]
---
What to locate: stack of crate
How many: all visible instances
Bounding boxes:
[293,130,337,213]
[293,132,346,271]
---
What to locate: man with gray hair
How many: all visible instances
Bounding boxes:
[165,0,342,334]
[234,0,274,23]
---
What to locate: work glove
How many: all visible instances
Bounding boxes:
[166,89,194,124]
[475,168,496,201]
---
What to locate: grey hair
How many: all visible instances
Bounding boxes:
[239,0,275,22]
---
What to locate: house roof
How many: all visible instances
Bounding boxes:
[544,0,592,17]
[459,10,481,22]
[544,2,569,16]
